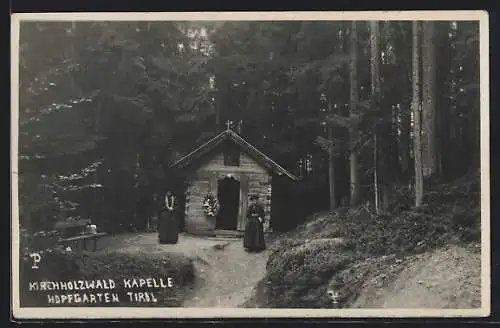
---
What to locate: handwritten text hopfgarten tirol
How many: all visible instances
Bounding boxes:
[28,278,174,305]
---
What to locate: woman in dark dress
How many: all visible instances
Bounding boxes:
[243,195,266,252]
[158,191,179,244]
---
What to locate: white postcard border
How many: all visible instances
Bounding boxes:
[11,10,491,319]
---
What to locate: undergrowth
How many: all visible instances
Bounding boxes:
[257,172,481,308]
[19,233,195,307]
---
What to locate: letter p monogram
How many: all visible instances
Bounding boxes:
[327,290,339,305]
[30,252,41,269]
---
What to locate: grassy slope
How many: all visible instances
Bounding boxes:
[246,171,481,308]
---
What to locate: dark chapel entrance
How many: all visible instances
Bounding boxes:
[216,176,240,230]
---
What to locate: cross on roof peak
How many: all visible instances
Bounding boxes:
[225,120,233,131]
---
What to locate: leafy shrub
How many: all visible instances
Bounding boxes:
[19,228,63,260]
[265,238,353,308]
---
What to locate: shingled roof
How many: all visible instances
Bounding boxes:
[170,128,299,181]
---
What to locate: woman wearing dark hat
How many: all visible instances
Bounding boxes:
[243,195,266,252]
[158,190,179,244]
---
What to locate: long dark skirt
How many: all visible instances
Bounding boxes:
[243,217,266,252]
[158,210,179,244]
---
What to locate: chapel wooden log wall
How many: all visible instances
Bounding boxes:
[183,151,273,233]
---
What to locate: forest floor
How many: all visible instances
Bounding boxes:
[244,172,483,309]
[99,229,481,309]
[100,171,482,309]
[100,232,270,307]
[349,243,482,308]
[244,238,481,309]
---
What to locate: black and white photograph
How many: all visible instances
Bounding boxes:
[11,11,490,319]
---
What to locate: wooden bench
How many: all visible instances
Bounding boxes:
[54,219,107,252]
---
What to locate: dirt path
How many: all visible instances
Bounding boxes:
[100,232,270,308]
[183,240,270,308]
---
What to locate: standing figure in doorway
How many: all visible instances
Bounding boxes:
[158,190,179,244]
[243,195,266,252]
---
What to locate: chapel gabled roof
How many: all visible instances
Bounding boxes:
[170,128,299,181]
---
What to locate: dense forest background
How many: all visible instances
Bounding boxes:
[17,20,480,233]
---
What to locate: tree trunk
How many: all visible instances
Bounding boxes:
[215,75,228,131]
[370,20,384,213]
[400,102,411,186]
[216,99,221,129]
[412,21,424,207]
[374,130,379,212]
[434,21,452,177]
[421,21,437,178]
[380,124,391,211]
[349,21,360,205]
[393,22,412,185]
[328,124,336,212]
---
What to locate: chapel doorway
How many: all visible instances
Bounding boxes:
[216,176,240,230]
